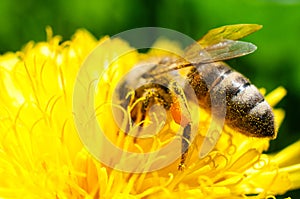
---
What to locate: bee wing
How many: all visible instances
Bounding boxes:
[149,39,257,75]
[184,39,257,64]
[184,23,261,64]
[148,24,262,76]
[198,24,262,47]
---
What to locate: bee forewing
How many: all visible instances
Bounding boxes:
[184,40,257,64]
[148,40,257,76]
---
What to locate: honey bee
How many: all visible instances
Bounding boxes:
[115,24,275,170]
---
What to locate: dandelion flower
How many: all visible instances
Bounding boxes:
[0,27,299,199]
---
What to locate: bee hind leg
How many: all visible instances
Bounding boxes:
[178,123,191,170]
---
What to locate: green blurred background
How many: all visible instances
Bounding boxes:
[0,0,299,197]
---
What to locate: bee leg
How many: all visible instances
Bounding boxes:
[132,94,150,143]
[178,123,191,170]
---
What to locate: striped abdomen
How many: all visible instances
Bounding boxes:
[187,62,275,138]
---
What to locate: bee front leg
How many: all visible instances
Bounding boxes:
[178,123,191,170]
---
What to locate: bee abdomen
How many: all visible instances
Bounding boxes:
[225,83,275,138]
[188,62,275,138]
